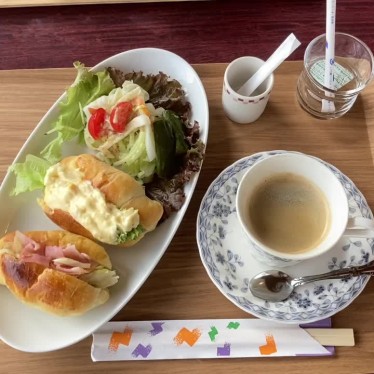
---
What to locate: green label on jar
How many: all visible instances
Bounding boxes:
[310,60,354,90]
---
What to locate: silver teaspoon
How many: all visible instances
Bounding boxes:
[249,260,374,302]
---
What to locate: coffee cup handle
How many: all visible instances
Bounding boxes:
[343,217,374,237]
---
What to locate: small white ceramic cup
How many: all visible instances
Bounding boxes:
[222,56,274,124]
[236,152,374,268]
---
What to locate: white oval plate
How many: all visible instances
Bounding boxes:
[197,150,373,324]
[0,48,209,352]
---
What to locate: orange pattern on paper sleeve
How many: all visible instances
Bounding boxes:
[174,327,202,346]
[259,334,278,355]
[108,327,133,352]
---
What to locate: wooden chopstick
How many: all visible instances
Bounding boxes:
[304,328,355,346]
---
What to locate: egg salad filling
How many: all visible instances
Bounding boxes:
[43,163,140,245]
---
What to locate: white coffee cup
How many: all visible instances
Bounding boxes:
[222,56,274,124]
[236,152,374,267]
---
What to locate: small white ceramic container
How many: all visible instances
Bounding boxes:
[236,152,374,267]
[222,56,274,124]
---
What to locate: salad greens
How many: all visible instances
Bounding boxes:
[9,62,115,195]
[83,80,157,183]
[107,69,191,121]
[41,62,115,163]
[9,63,205,221]
[164,110,189,155]
[79,266,119,288]
[115,130,156,182]
[154,117,176,179]
[116,226,144,245]
[9,155,52,196]
[154,110,189,178]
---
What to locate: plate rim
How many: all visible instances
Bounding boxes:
[0,47,209,352]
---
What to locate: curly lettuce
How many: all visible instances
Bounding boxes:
[107,68,191,121]
[9,62,115,195]
[41,62,115,163]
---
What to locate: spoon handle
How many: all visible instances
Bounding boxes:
[292,260,374,287]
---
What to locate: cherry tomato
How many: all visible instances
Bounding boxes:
[110,102,133,133]
[88,108,106,140]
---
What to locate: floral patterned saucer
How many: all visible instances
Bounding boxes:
[196,150,374,323]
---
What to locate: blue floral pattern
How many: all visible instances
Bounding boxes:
[197,151,374,323]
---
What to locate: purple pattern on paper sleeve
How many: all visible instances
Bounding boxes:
[132,344,152,358]
[149,322,165,336]
[217,343,231,356]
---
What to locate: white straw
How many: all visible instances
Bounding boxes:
[321,0,336,112]
[237,33,301,96]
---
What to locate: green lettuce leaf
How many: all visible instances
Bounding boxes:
[153,110,189,179]
[9,155,52,196]
[114,130,156,183]
[79,266,119,288]
[40,62,115,163]
[163,110,188,155]
[116,225,144,244]
[8,62,116,196]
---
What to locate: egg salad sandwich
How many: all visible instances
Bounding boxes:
[37,154,164,247]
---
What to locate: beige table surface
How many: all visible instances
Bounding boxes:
[1,62,374,373]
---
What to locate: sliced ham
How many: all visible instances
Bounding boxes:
[21,253,50,267]
[15,231,41,254]
[45,245,65,259]
[62,244,90,263]
[13,231,93,276]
